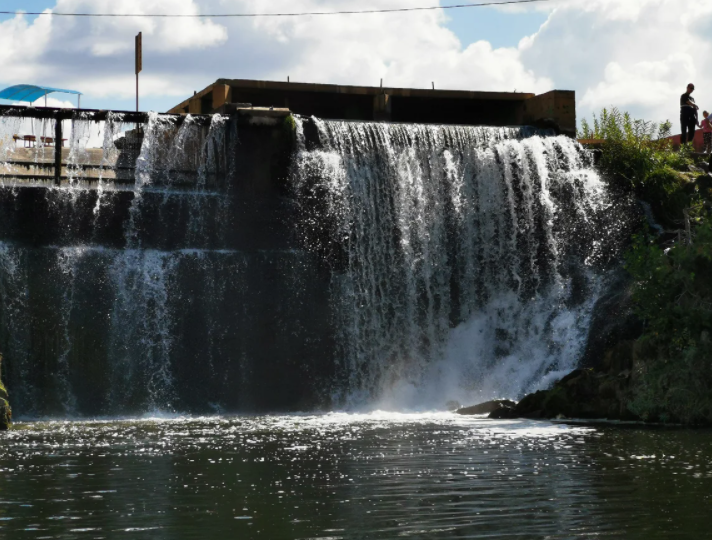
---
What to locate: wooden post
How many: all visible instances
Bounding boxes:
[54,117,62,186]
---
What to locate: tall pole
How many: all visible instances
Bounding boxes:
[135,32,142,132]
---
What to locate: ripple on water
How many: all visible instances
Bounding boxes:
[0,413,710,539]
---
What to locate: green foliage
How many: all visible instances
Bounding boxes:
[580,108,706,227]
[625,219,712,424]
[283,114,297,136]
[579,108,692,189]
[0,354,9,430]
[580,107,712,424]
[579,108,671,142]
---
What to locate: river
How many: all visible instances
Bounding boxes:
[1,414,709,539]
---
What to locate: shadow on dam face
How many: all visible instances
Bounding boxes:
[0,109,337,417]
[0,104,632,418]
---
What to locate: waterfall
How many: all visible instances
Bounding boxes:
[293,118,629,409]
[0,107,631,417]
[0,111,249,417]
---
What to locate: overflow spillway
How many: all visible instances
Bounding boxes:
[293,119,632,408]
[0,107,632,417]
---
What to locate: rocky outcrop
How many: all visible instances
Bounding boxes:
[579,269,643,370]
[456,400,517,416]
[0,354,11,431]
[491,341,641,422]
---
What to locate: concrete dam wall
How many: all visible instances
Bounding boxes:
[0,103,630,418]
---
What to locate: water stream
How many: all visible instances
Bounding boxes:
[293,119,629,408]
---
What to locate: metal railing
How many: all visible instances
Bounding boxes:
[0,105,216,186]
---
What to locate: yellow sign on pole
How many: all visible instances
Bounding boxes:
[135,32,142,113]
[135,32,143,75]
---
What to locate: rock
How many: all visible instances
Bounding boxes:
[695,173,712,193]
[0,398,10,431]
[457,400,517,416]
[580,268,643,370]
[488,405,517,419]
[446,400,461,411]
[496,362,640,422]
[0,354,11,431]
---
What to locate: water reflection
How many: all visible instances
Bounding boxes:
[0,413,710,539]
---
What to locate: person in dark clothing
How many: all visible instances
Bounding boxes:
[681,83,699,145]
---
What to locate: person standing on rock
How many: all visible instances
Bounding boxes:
[680,83,699,146]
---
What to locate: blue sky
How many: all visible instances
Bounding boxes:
[441,3,548,49]
[0,0,708,126]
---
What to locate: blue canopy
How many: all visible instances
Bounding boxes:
[0,84,82,103]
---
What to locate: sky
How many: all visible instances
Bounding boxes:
[0,0,710,129]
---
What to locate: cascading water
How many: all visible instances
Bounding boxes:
[0,111,267,416]
[293,118,629,409]
[0,107,630,417]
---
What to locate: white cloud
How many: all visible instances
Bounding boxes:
[580,56,695,112]
[55,0,228,56]
[10,97,75,108]
[0,10,53,82]
[1,0,711,128]
[520,0,712,124]
[0,0,554,109]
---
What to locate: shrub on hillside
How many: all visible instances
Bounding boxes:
[625,218,712,424]
[579,108,705,227]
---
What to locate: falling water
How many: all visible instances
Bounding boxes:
[0,108,630,416]
[0,243,32,408]
[293,119,628,408]
[0,111,250,416]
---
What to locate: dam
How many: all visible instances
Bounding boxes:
[0,81,629,418]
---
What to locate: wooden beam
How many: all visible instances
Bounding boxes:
[54,119,62,186]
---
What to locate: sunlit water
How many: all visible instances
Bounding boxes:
[0,414,710,539]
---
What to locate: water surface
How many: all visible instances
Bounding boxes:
[0,413,710,539]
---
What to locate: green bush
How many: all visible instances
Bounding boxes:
[625,218,712,424]
[580,108,707,228]
[580,108,692,192]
